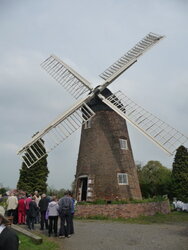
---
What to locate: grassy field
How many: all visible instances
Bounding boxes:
[76,211,188,224]
[18,233,59,250]
[120,211,188,224]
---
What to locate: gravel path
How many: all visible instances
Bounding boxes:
[56,220,188,250]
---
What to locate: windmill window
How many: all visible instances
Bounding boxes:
[87,192,92,197]
[84,119,91,129]
[117,173,128,185]
[119,139,128,150]
[88,179,94,184]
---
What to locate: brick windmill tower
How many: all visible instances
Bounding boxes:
[75,88,141,201]
[18,33,188,202]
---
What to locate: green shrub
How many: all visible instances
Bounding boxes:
[77,196,166,205]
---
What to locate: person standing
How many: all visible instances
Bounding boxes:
[0,212,19,250]
[17,196,26,225]
[58,191,72,238]
[25,194,32,227]
[39,194,49,230]
[69,191,75,235]
[28,197,38,230]
[33,192,41,224]
[6,193,18,224]
[47,196,59,237]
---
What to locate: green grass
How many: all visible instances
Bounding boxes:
[18,233,59,250]
[121,211,188,224]
[75,211,188,224]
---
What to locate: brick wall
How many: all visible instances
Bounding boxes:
[75,200,170,218]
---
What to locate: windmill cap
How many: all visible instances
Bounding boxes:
[88,88,113,112]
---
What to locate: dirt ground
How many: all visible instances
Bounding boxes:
[52,220,188,250]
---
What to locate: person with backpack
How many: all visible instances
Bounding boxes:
[58,191,72,238]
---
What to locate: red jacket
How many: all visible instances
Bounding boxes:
[25,197,32,210]
[18,199,26,213]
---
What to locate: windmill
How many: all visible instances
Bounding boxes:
[17,32,188,201]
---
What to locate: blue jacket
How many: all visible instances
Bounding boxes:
[58,196,72,214]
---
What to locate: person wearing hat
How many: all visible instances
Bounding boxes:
[0,210,19,250]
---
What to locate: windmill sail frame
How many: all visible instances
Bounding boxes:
[18,98,95,167]
[99,91,188,155]
[99,32,164,84]
[41,55,93,99]
[17,32,188,169]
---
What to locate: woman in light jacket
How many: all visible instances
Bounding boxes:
[47,196,59,237]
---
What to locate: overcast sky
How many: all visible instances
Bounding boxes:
[0,0,188,190]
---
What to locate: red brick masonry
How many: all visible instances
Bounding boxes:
[75,200,170,218]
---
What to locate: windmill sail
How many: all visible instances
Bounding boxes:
[18,31,186,172]
[17,99,95,167]
[99,91,188,155]
[99,32,164,83]
[41,55,93,99]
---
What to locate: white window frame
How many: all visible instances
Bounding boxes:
[119,138,128,150]
[87,191,92,197]
[84,119,92,129]
[117,173,128,185]
[88,179,94,184]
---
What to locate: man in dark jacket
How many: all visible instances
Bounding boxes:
[28,197,38,230]
[58,191,72,238]
[68,191,75,235]
[38,193,49,230]
[0,213,19,250]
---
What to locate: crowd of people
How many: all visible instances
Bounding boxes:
[4,190,76,238]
